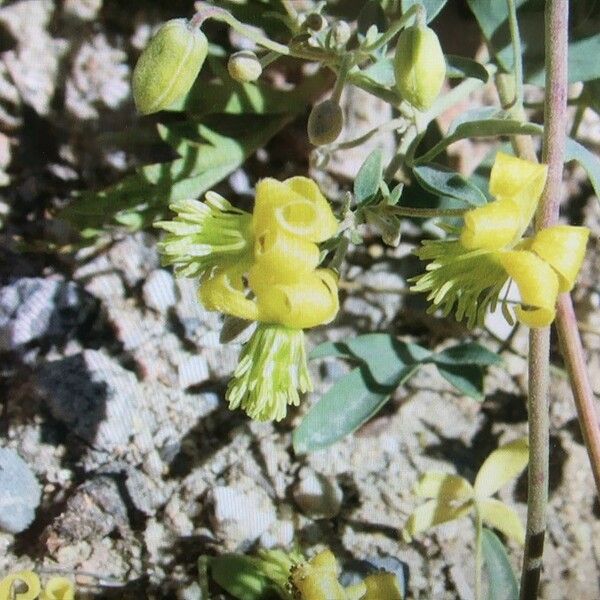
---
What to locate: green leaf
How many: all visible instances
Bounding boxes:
[403,498,473,541]
[295,335,430,453]
[446,55,490,82]
[479,498,525,545]
[474,437,529,499]
[59,115,289,235]
[467,0,600,84]
[432,342,503,367]
[412,164,488,206]
[435,363,485,400]
[309,341,355,360]
[361,58,396,87]
[401,0,448,22]
[482,528,519,600]
[354,148,384,204]
[565,137,600,200]
[415,113,542,164]
[210,554,275,599]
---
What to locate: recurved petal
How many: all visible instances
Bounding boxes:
[251,267,339,329]
[253,178,338,242]
[460,198,521,250]
[489,152,548,229]
[479,498,526,545]
[530,225,590,292]
[199,266,258,321]
[253,227,320,281]
[363,573,403,600]
[498,250,559,327]
[0,571,42,600]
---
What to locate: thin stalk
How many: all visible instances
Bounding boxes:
[360,3,420,53]
[382,205,466,219]
[475,511,484,600]
[507,0,524,112]
[520,2,569,599]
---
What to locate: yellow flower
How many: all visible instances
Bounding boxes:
[0,571,41,600]
[412,152,590,328]
[40,578,74,600]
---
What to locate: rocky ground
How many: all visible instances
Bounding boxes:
[1,1,600,599]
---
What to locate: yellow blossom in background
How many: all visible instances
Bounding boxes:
[0,572,74,600]
[157,176,340,421]
[411,152,590,328]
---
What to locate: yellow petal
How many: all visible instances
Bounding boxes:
[199,266,258,321]
[474,437,529,500]
[251,267,339,329]
[254,177,338,242]
[460,199,521,251]
[254,227,320,281]
[0,571,42,600]
[363,573,403,600]
[413,472,473,502]
[309,549,340,576]
[530,225,590,292]
[291,551,346,600]
[479,498,526,545]
[41,577,75,600]
[489,152,548,231]
[402,498,473,542]
[498,250,559,327]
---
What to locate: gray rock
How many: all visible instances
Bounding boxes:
[177,355,209,389]
[208,478,277,551]
[125,468,173,516]
[0,448,42,533]
[292,468,343,519]
[0,278,95,351]
[107,233,159,288]
[143,269,178,313]
[35,350,144,452]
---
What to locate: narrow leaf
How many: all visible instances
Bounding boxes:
[432,342,503,367]
[435,364,485,400]
[292,364,418,454]
[413,472,474,501]
[565,137,600,200]
[479,498,525,546]
[482,528,519,600]
[403,498,473,541]
[446,55,490,82]
[354,148,384,204]
[413,163,487,206]
[474,437,529,499]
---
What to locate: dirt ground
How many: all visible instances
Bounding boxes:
[1,1,600,598]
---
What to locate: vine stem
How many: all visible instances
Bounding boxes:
[520,2,569,599]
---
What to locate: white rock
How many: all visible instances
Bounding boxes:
[143,270,178,313]
[0,448,42,533]
[177,355,209,389]
[292,468,343,519]
[209,482,277,550]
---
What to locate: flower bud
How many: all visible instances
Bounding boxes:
[329,20,351,49]
[132,19,208,115]
[305,12,326,32]
[394,24,445,111]
[227,50,262,83]
[307,99,343,146]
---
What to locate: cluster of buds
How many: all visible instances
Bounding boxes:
[156,177,340,421]
[412,152,590,328]
[0,571,74,600]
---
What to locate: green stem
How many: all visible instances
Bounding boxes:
[360,3,419,53]
[331,54,353,103]
[520,2,569,599]
[331,117,407,151]
[475,511,484,600]
[382,205,466,219]
[507,0,524,113]
[570,103,586,138]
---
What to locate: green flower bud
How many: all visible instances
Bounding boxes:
[307,99,343,146]
[132,19,208,115]
[305,12,326,32]
[394,24,445,111]
[227,50,262,83]
[329,20,351,49]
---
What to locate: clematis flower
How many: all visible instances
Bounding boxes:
[411,152,590,328]
[157,176,340,422]
[41,577,75,600]
[0,570,41,599]
[403,437,529,545]
[155,191,253,278]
